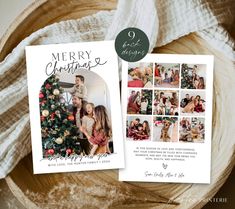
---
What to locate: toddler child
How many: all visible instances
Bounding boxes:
[82,103,95,136]
[165,98,171,115]
[140,99,148,114]
[69,75,88,101]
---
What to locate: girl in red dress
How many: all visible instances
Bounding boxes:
[80,105,112,155]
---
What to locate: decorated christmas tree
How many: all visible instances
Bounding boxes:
[39,74,81,157]
[154,117,178,126]
[181,64,194,89]
[141,89,153,114]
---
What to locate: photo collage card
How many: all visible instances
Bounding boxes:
[120,54,213,183]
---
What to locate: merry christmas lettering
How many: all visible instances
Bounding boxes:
[45,51,107,76]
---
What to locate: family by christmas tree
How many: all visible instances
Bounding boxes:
[127,89,152,115]
[39,74,112,158]
[181,64,205,89]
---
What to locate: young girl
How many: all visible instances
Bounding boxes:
[165,98,172,115]
[160,67,166,81]
[80,105,112,155]
[155,64,162,85]
[164,72,169,83]
[140,98,148,114]
[194,100,205,113]
[194,75,200,89]
[171,70,179,85]
[158,92,166,115]
[197,77,205,89]
[142,121,150,138]
[128,118,140,138]
[82,103,95,136]
[133,124,149,140]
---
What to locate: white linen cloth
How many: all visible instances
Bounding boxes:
[0,0,234,178]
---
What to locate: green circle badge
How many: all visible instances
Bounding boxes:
[115,27,149,62]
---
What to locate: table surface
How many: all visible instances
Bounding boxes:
[0,0,234,208]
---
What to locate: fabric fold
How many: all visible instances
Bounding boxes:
[0,11,113,178]
[0,114,30,178]
[105,0,159,52]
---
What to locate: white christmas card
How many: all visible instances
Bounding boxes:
[26,41,124,174]
[120,54,213,183]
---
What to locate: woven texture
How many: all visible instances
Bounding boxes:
[0,0,235,178]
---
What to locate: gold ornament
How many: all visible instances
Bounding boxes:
[48,95,55,99]
[52,130,57,134]
[64,130,70,136]
[42,110,49,117]
[53,89,60,95]
[55,137,63,144]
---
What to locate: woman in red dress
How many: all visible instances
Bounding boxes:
[127,91,141,113]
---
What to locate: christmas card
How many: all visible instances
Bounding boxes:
[120,54,213,183]
[25,41,124,174]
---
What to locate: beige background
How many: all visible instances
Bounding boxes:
[0,0,234,208]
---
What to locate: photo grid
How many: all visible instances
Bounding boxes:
[126,62,206,143]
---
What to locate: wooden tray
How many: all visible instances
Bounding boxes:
[1,0,235,208]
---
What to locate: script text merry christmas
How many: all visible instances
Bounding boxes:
[45,50,107,76]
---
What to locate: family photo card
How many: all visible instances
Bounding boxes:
[26,41,124,174]
[120,54,213,183]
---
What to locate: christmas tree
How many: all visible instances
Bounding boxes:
[39,74,81,158]
[154,117,178,126]
[141,90,152,114]
[181,64,194,89]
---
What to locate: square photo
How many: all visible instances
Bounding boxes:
[127,89,153,115]
[179,117,205,143]
[153,117,178,142]
[126,116,151,141]
[181,64,206,89]
[153,90,179,116]
[128,62,153,88]
[180,91,205,116]
[154,63,180,88]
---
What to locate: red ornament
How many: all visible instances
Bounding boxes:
[47,149,54,155]
[50,112,55,119]
[40,100,47,106]
[40,115,45,121]
[45,83,51,89]
[66,148,72,155]
[39,93,44,98]
[68,115,74,121]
